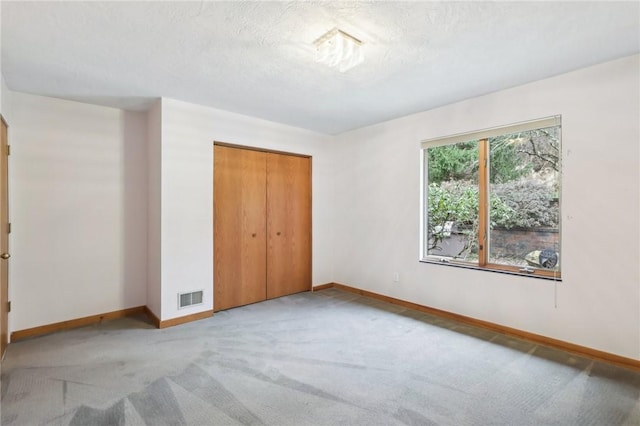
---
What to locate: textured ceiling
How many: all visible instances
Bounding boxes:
[1,1,639,135]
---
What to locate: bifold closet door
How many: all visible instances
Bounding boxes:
[214,145,267,312]
[266,153,311,299]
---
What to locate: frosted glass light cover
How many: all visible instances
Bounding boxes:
[314,29,363,72]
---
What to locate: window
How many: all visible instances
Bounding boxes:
[421,116,561,280]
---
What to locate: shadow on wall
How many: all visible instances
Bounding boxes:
[121,111,148,307]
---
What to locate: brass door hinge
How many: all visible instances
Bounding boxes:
[7,301,11,313]
[6,145,10,156]
[7,223,11,234]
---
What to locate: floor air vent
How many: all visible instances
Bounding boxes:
[178,290,204,309]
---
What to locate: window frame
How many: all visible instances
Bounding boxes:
[420,116,562,281]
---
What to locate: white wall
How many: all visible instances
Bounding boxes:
[0,76,9,121]
[146,100,162,318]
[0,76,4,117]
[332,54,640,359]
[9,92,148,332]
[0,1,3,117]
[159,98,335,321]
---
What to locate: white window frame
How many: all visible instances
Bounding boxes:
[420,116,562,280]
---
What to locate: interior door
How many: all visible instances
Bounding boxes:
[213,145,267,311]
[0,116,9,358]
[266,153,311,299]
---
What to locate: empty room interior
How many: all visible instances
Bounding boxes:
[1,1,639,425]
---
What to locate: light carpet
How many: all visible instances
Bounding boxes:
[2,288,639,425]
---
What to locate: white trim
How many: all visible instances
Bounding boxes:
[421,115,561,148]
[420,115,562,281]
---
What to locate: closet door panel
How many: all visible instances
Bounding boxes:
[266,153,311,299]
[214,146,267,311]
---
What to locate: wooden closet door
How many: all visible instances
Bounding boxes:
[266,153,311,299]
[214,145,267,311]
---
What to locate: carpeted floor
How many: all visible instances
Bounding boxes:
[1,288,640,425]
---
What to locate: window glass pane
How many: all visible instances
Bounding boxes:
[488,126,561,271]
[426,141,479,261]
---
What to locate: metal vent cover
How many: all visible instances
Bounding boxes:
[178,290,204,309]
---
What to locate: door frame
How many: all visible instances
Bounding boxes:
[213,141,311,159]
[1,114,10,359]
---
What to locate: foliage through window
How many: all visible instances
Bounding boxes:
[421,117,561,279]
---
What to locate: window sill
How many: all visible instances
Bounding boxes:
[419,258,562,281]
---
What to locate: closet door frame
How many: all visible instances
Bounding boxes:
[213,142,312,311]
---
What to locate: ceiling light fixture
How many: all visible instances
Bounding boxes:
[314,28,363,73]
